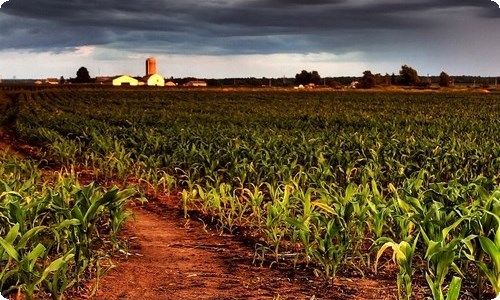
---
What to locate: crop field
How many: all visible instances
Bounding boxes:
[0,88,499,299]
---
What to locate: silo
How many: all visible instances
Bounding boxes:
[146,57,157,76]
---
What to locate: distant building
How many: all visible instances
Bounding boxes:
[96,76,113,84]
[185,80,207,87]
[165,81,177,87]
[143,74,165,86]
[146,57,157,76]
[45,78,59,85]
[112,75,139,86]
[109,57,166,87]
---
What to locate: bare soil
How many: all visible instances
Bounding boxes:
[83,198,397,300]
[0,127,22,158]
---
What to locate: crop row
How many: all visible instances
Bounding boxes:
[0,104,135,299]
[6,89,500,299]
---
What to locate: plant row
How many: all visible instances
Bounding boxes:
[0,151,135,299]
[7,89,500,299]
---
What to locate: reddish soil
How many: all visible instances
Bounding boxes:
[82,198,397,300]
[0,127,22,158]
[0,127,42,159]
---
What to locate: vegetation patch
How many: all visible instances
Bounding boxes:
[1,88,499,299]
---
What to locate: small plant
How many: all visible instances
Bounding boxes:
[375,235,419,300]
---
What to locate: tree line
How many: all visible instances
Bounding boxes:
[63,66,497,89]
[296,65,455,89]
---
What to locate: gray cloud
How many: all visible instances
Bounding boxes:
[0,0,499,76]
[2,1,499,50]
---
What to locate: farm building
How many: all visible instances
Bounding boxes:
[107,57,168,87]
[146,57,157,76]
[45,78,59,85]
[165,81,177,87]
[96,76,113,84]
[112,75,139,86]
[143,74,165,86]
[185,80,208,87]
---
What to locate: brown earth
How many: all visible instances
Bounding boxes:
[0,127,22,158]
[81,198,397,300]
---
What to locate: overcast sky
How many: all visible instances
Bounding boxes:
[0,0,499,79]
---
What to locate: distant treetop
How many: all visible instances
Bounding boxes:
[75,67,92,83]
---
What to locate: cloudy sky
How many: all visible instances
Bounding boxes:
[0,0,499,79]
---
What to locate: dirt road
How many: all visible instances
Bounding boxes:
[88,200,395,300]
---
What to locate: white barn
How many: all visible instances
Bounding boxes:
[143,74,165,86]
[112,75,139,86]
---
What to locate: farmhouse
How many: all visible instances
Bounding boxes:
[112,75,139,86]
[143,74,165,86]
[185,80,207,87]
[45,78,59,85]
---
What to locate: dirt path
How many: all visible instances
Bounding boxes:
[86,199,396,300]
[91,202,320,300]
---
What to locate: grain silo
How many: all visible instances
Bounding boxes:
[146,57,157,76]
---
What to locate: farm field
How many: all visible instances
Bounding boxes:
[0,87,499,299]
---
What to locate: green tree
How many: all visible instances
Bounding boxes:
[311,71,321,85]
[360,70,376,88]
[399,65,420,86]
[391,73,397,85]
[75,67,92,83]
[439,72,451,87]
[295,70,321,86]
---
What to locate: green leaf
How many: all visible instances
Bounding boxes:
[371,180,381,199]
[56,219,82,229]
[425,240,441,259]
[344,183,357,204]
[115,188,136,202]
[24,243,46,272]
[17,226,47,250]
[436,252,455,283]
[441,217,465,241]
[425,273,443,300]
[445,276,462,300]
[4,223,20,244]
[71,206,84,223]
[285,218,309,232]
[404,196,422,212]
[0,237,19,261]
[375,240,397,272]
[478,236,500,273]
[495,224,500,249]
[460,234,477,258]
[312,201,335,215]
[37,252,75,286]
[84,188,118,223]
[0,191,22,200]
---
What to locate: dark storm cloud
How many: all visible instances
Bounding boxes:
[0,0,499,54]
